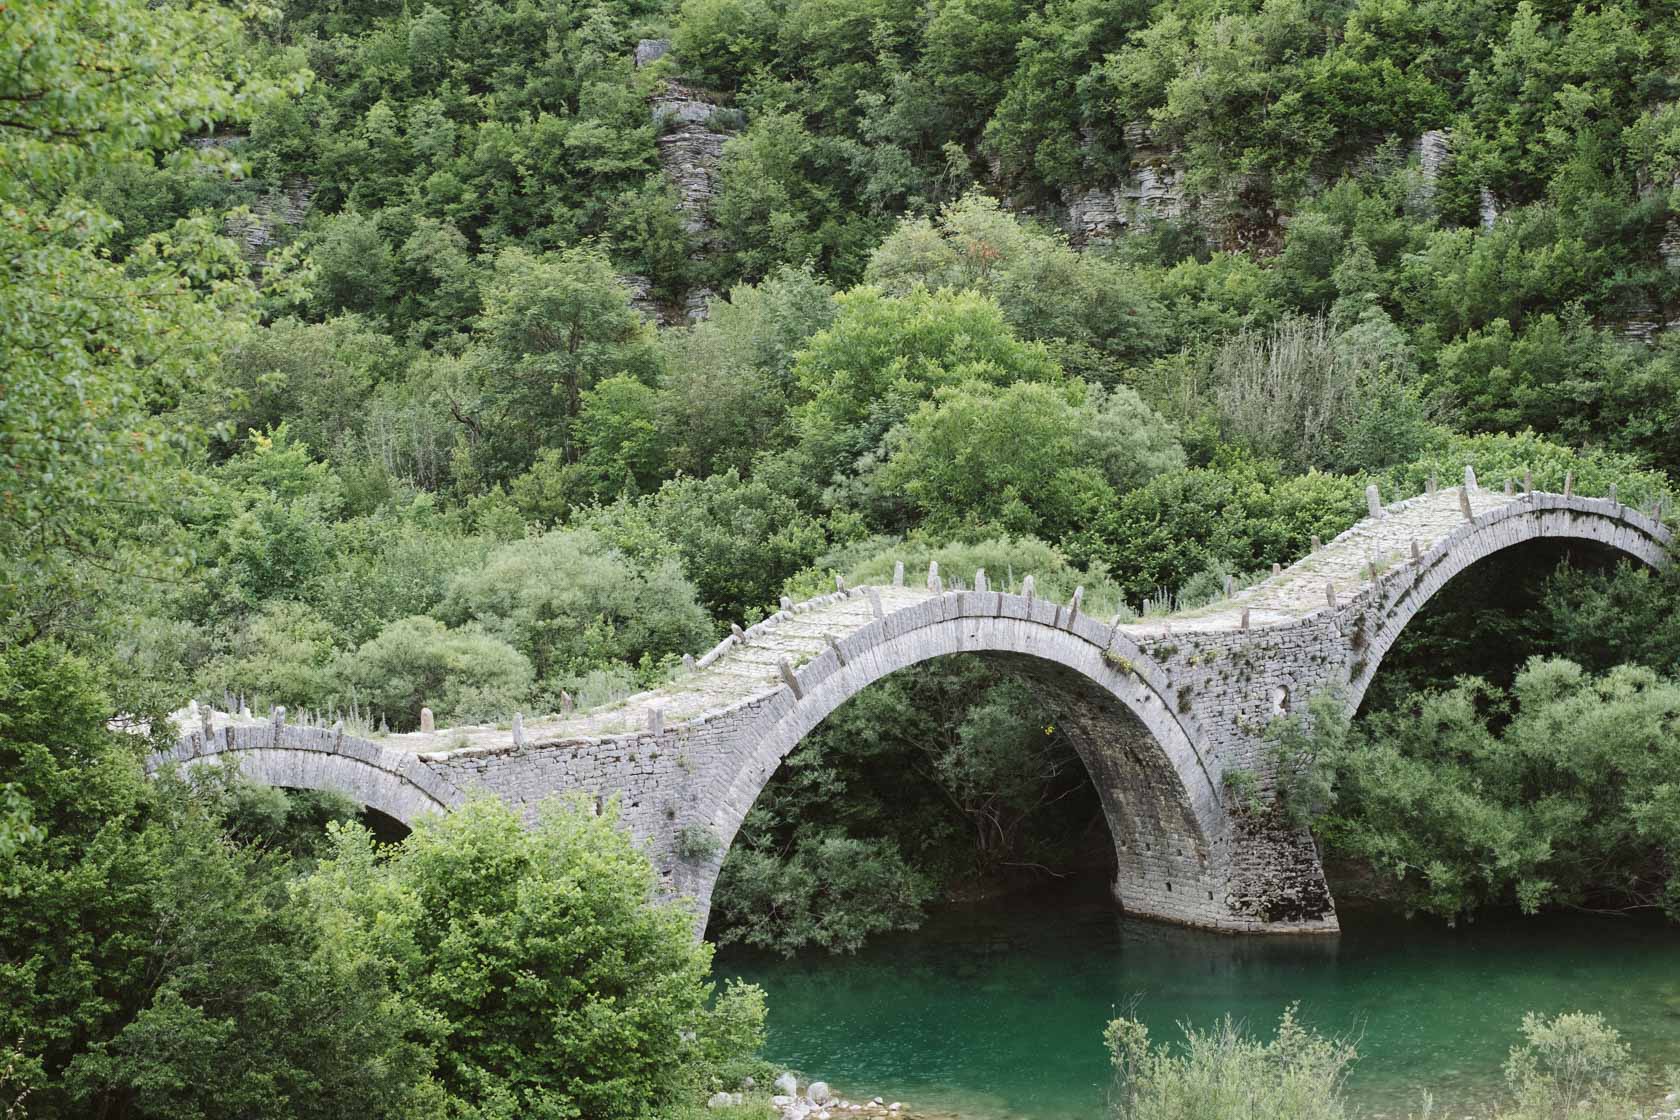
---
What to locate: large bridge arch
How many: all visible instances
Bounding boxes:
[691,604,1231,932]
[1342,495,1671,714]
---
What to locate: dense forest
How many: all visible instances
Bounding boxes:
[7,0,1680,1111]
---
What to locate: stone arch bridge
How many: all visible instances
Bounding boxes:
[153,476,1670,934]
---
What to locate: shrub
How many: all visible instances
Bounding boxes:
[1105,1005,1355,1120]
[342,615,533,730]
[1284,660,1680,921]
[303,796,766,1116]
[442,528,711,681]
[197,601,344,714]
[712,836,934,955]
[868,380,1183,539]
[1502,1011,1639,1120]
[585,472,829,623]
[677,824,722,861]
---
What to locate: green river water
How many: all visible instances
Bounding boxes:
[713,881,1680,1119]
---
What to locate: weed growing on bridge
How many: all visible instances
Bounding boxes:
[676,824,722,861]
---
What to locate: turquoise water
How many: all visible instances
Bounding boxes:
[713,882,1680,1119]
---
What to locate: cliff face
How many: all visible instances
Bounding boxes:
[1060,125,1186,247]
[191,136,313,266]
[226,179,315,261]
[627,40,730,325]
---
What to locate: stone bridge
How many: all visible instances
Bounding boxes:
[151,474,1670,934]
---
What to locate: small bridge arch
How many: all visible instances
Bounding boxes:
[1340,493,1671,713]
[149,721,464,828]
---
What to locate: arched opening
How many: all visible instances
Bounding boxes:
[270,788,413,846]
[703,646,1219,954]
[164,744,453,830]
[1322,517,1675,919]
[360,804,413,844]
[1357,536,1633,718]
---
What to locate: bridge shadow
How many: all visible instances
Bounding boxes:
[361,804,412,844]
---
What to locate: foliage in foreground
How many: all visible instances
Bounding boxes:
[1105,1005,1356,1120]
[0,639,763,1119]
[1103,1008,1666,1120]
[308,796,767,1118]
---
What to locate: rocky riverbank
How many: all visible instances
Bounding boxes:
[717,1079,1680,1120]
[708,1073,943,1120]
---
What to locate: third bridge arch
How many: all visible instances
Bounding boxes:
[155,483,1671,936]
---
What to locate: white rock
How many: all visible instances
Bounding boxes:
[775,1073,799,1096]
[708,1091,733,1108]
[808,1082,832,1104]
[772,1096,791,1107]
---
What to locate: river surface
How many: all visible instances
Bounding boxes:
[713,881,1680,1119]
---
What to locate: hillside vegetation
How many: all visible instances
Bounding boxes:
[6,0,1680,1109]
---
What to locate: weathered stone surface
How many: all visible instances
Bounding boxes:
[1417,129,1452,181]
[651,79,728,239]
[191,137,313,260]
[153,490,1669,936]
[635,38,669,67]
[1060,123,1186,245]
[635,49,738,323]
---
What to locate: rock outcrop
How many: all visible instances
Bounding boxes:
[189,135,314,264]
[1061,124,1185,246]
[629,40,729,324]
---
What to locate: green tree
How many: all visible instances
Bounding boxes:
[0,643,442,1119]
[711,112,889,284]
[1068,459,1366,604]
[441,529,712,681]
[865,193,1165,376]
[303,796,766,1117]
[215,316,411,465]
[463,245,660,485]
[713,836,934,956]
[586,471,830,622]
[792,285,1063,486]
[1286,659,1680,921]
[577,373,666,498]
[0,0,306,626]
[656,265,837,478]
[869,380,1183,537]
[673,0,779,91]
[343,615,534,730]
[301,209,400,320]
